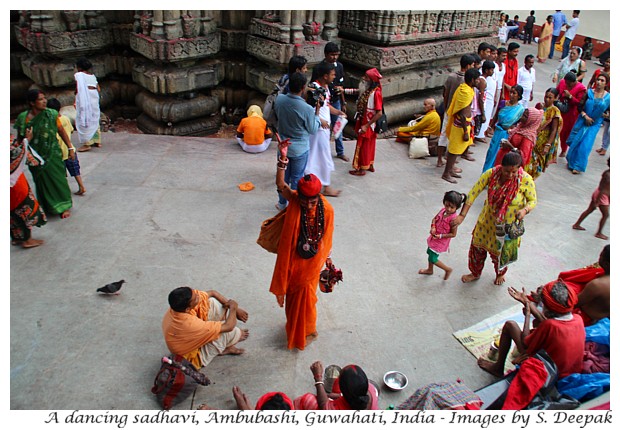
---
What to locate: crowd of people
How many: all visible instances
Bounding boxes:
[11,23,610,410]
[10,58,102,248]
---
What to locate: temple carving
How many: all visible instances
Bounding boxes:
[11,10,500,136]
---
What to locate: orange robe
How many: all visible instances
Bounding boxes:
[269,192,334,350]
[162,290,221,367]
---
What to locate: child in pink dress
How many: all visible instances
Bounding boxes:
[419,191,467,280]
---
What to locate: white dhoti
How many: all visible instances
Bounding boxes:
[478,96,495,137]
[305,127,334,186]
[75,72,101,144]
[437,113,449,147]
[199,298,242,367]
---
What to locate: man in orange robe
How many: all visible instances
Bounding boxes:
[162,287,249,368]
[271,141,335,350]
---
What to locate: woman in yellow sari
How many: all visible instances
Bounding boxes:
[525,88,563,179]
[537,15,554,63]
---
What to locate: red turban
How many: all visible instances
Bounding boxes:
[254,392,294,410]
[541,280,577,314]
[365,68,383,83]
[297,174,322,197]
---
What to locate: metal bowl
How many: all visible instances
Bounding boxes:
[383,371,408,391]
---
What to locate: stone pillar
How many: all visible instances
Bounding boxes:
[322,10,338,40]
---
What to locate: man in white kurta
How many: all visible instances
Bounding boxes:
[517,55,536,108]
[476,61,497,140]
[305,62,346,197]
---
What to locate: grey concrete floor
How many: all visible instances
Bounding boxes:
[9,42,612,411]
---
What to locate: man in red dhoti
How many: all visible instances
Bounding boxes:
[349,68,383,176]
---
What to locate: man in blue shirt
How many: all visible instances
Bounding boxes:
[274,72,328,210]
[549,10,567,60]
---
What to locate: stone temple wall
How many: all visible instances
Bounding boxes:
[11,10,501,136]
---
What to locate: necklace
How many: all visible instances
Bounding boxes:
[297,198,325,258]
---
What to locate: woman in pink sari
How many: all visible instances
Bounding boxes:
[557,72,586,157]
[294,361,379,410]
[494,107,543,168]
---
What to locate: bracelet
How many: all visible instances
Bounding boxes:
[277,166,286,170]
[524,207,529,214]
[439,234,442,239]
[68,147,76,151]
[278,157,289,164]
[314,381,324,386]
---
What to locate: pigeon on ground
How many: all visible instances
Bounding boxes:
[96,280,125,295]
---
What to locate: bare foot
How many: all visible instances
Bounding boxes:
[477,357,504,377]
[595,233,609,240]
[323,186,341,197]
[572,224,586,231]
[60,210,71,219]
[443,267,453,280]
[461,273,480,283]
[306,331,319,345]
[21,238,44,248]
[442,175,457,184]
[197,403,213,410]
[453,167,463,174]
[418,268,433,275]
[236,308,249,323]
[239,328,249,342]
[220,345,245,356]
[436,159,444,167]
[559,151,567,157]
[77,145,91,152]
[450,171,462,178]
[494,275,506,285]
[75,189,86,196]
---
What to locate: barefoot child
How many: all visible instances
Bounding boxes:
[47,98,86,196]
[572,158,610,240]
[419,190,467,280]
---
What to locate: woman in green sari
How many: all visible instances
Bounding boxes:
[525,88,563,179]
[13,89,75,218]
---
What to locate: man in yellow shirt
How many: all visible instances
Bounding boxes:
[162,287,249,369]
[395,98,441,143]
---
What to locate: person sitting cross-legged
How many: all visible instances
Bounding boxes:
[395,98,441,144]
[477,280,585,379]
[162,287,249,369]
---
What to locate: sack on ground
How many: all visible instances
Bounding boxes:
[257,208,287,253]
[409,137,430,159]
[151,355,210,410]
[427,135,439,156]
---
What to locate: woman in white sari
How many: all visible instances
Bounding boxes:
[75,58,101,152]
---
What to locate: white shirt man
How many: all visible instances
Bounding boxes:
[491,50,507,118]
[517,55,536,108]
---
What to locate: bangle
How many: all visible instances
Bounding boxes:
[439,234,442,239]
[314,381,324,386]
[524,207,529,214]
[278,157,289,164]
[68,147,75,151]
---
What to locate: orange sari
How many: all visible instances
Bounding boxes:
[270,192,334,350]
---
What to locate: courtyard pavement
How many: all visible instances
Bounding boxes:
[8,42,613,412]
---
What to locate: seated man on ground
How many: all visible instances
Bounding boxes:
[294,361,379,410]
[162,287,249,369]
[236,105,273,153]
[395,98,441,143]
[478,280,585,379]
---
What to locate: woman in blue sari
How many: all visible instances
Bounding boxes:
[482,85,525,172]
[567,73,610,174]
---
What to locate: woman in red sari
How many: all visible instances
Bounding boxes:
[494,107,543,168]
[350,68,383,176]
[557,72,586,157]
[294,361,379,410]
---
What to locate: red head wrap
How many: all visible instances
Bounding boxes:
[365,68,382,83]
[297,174,322,197]
[541,280,577,314]
[254,392,294,410]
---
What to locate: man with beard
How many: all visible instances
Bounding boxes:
[305,61,346,197]
[349,68,383,176]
